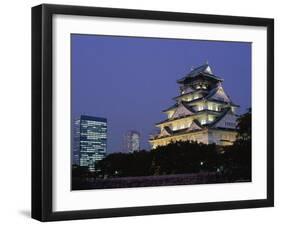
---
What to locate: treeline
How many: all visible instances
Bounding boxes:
[72,139,251,181]
[73,109,252,181]
[93,139,251,180]
[96,142,218,177]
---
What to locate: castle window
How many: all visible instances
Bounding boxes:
[201,119,207,125]
[173,125,179,130]
[208,104,213,111]
[180,124,185,129]
[225,122,236,127]
[198,105,204,111]
[167,112,173,118]
[208,115,214,122]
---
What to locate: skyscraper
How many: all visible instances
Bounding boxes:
[124,131,141,153]
[150,63,239,148]
[72,115,107,171]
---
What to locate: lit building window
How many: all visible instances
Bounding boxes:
[180,124,185,129]
[168,112,173,118]
[208,115,214,122]
[173,124,179,130]
[201,119,207,125]
[198,105,204,111]
[73,115,107,172]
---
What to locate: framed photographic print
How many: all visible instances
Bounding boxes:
[32,4,274,221]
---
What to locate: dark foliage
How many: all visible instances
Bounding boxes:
[222,139,251,180]
[72,165,91,178]
[236,108,251,141]
[150,141,217,175]
[96,150,153,177]
[94,140,250,181]
[74,109,252,183]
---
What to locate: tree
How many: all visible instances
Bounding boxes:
[96,141,220,177]
[236,108,251,142]
[96,150,152,177]
[93,112,253,182]
[72,165,90,178]
[151,141,218,175]
[221,108,252,181]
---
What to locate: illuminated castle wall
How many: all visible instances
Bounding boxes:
[150,63,239,149]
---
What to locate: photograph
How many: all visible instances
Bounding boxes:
[71,34,252,190]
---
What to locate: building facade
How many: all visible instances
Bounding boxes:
[150,63,239,149]
[72,115,107,171]
[124,130,141,153]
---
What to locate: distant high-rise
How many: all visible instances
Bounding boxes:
[72,115,107,171]
[124,131,141,153]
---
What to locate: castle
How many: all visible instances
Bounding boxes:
[149,63,239,149]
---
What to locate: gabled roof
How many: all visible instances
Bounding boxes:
[177,64,223,83]
[155,111,206,126]
[162,126,173,136]
[182,86,195,94]
[162,101,196,113]
[174,96,239,107]
[162,120,203,135]
[204,84,240,107]
[205,84,230,101]
[171,103,194,119]
[188,120,202,131]
[187,64,213,77]
[173,89,208,100]
[153,119,204,140]
[204,86,218,99]
[181,101,196,113]
[209,107,231,127]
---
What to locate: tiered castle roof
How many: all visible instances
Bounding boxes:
[177,64,223,83]
[151,63,239,141]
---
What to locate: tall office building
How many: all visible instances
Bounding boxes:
[124,130,141,153]
[72,115,107,171]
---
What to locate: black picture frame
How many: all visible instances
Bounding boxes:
[32,3,274,222]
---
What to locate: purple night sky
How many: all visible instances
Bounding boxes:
[71,34,251,153]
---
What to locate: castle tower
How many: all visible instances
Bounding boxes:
[149,63,239,149]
